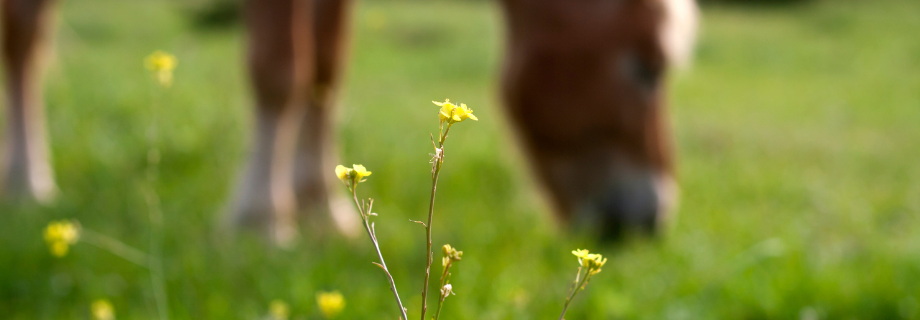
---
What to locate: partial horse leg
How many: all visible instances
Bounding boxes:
[230,0,314,244]
[294,0,356,235]
[1,0,57,203]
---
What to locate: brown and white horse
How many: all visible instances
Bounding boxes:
[0,0,696,241]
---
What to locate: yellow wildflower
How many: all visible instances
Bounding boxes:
[432,99,477,124]
[144,50,177,88]
[269,300,290,320]
[44,220,80,258]
[433,99,457,123]
[352,164,372,180]
[334,164,372,188]
[443,244,463,261]
[335,165,349,181]
[454,103,478,122]
[571,249,589,260]
[572,249,606,274]
[91,299,115,320]
[316,291,345,319]
[584,254,607,275]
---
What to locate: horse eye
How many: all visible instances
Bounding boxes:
[617,51,662,94]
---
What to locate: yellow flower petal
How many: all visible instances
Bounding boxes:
[335,165,349,182]
[352,164,372,180]
[460,104,478,121]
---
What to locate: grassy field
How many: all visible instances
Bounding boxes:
[2,0,920,318]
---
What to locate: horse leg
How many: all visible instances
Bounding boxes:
[229,0,314,244]
[1,0,57,203]
[294,0,358,236]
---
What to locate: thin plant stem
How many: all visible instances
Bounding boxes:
[434,295,447,320]
[80,229,150,268]
[558,267,591,320]
[439,260,452,284]
[147,85,169,320]
[432,260,453,320]
[420,124,450,320]
[351,188,409,320]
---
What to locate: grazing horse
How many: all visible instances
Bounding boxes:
[0,0,696,241]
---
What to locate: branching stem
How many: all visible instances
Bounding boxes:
[351,188,409,320]
[421,124,451,320]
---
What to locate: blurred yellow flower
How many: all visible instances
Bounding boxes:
[572,249,606,274]
[334,164,372,188]
[44,220,80,258]
[335,165,349,181]
[442,244,463,261]
[316,291,345,319]
[144,50,177,88]
[91,299,115,320]
[434,99,457,123]
[352,165,372,180]
[50,241,69,257]
[433,99,477,124]
[454,103,477,122]
[269,299,290,320]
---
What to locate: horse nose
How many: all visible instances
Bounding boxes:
[573,171,677,241]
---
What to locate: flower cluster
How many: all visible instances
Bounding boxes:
[559,248,609,319]
[572,249,607,275]
[441,244,463,267]
[334,164,372,190]
[144,50,177,88]
[44,220,80,257]
[433,99,477,124]
[316,291,345,319]
[329,98,479,320]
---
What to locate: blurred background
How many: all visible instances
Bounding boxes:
[2,0,920,318]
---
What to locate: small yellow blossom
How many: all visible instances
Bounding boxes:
[335,165,349,181]
[334,164,372,188]
[433,99,477,124]
[144,50,177,88]
[316,291,345,319]
[269,300,290,320]
[91,299,115,320]
[44,220,80,258]
[442,244,463,262]
[352,165,372,180]
[572,249,606,273]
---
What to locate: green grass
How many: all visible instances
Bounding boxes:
[2,0,920,318]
